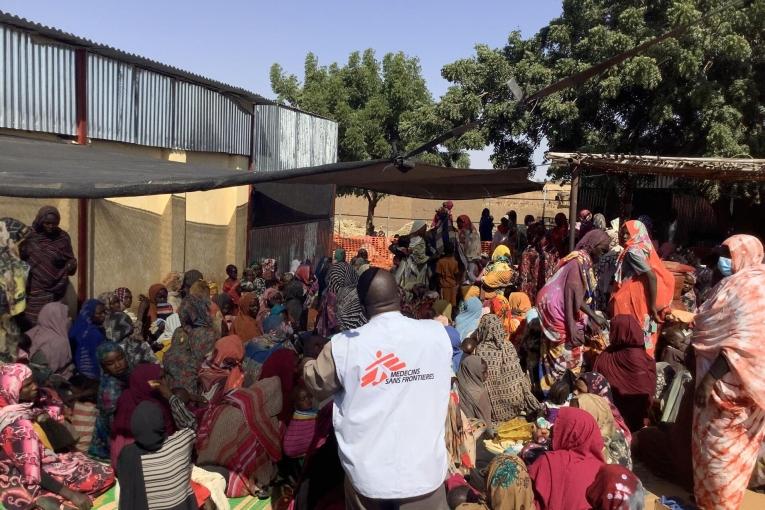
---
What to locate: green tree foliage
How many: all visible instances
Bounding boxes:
[442,0,765,201]
[271,50,470,234]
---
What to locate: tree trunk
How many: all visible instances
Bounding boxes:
[365,191,380,236]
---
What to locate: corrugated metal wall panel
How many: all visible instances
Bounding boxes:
[135,68,172,148]
[252,104,338,172]
[173,80,250,156]
[250,105,338,261]
[0,25,76,135]
[87,53,134,143]
[249,219,333,270]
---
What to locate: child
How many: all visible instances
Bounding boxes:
[283,386,321,459]
[461,337,478,356]
[436,242,460,308]
[222,264,241,307]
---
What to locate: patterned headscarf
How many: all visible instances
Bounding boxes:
[615,220,653,282]
[114,288,131,309]
[723,234,764,274]
[96,340,125,362]
[0,218,30,244]
[477,313,507,348]
[326,262,358,293]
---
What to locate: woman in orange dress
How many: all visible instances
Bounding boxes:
[692,234,765,510]
[609,220,674,357]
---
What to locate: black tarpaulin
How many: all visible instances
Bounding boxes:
[0,135,542,199]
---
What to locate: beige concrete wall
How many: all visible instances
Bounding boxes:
[0,133,251,311]
[334,182,571,236]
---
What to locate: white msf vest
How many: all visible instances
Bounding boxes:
[331,311,452,499]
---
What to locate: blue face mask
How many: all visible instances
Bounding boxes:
[717,256,733,277]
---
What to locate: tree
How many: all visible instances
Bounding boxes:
[271,50,470,235]
[441,0,765,201]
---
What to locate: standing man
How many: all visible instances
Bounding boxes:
[304,268,452,509]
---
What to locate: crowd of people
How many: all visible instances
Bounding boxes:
[0,203,763,510]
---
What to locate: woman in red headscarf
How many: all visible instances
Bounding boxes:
[691,234,765,510]
[528,407,606,510]
[593,315,656,431]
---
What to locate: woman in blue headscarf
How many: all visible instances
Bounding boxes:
[454,297,483,340]
[70,299,107,380]
[88,341,130,460]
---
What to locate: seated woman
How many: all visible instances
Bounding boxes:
[163,294,218,396]
[70,299,107,382]
[111,363,174,468]
[139,284,175,346]
[474,314,540,422]
[528,407,605,510]
[88,342,130,460]
[117,383,201,510]
[196,372,282,498]
[575,372,632,442]
[230,292,261,342]
[198,335,245,403]
[26,301,73,380]
[456,355,491,426]
[485,454,535,510]
[0,363,114,510]
[571,393,632,469]
[586,464,645,510]
[593,315,656,431]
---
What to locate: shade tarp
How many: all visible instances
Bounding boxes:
[0,135,542,199]
[547,152,765,182]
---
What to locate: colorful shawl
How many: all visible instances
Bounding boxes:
[199,335,245,402]
[486,454,535,510]
[196,377,282,497]
[578,372,632,443]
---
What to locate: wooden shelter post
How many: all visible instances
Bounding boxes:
[568,163,580,252]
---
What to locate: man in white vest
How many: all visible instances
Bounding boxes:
[304,268,452,510]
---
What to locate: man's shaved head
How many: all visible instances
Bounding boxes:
[357,268,400,318]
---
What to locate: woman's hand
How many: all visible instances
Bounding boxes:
[695,374,715,408]
[60,488,92,510]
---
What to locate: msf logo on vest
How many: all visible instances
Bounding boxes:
[361,350,436,388]
[361,351,406,387]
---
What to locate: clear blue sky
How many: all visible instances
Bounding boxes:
[0,0,562,173]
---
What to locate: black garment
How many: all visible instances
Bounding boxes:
[479,217,494,243]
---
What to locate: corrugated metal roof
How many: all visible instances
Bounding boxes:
[0,9,270,105]
[0,24,76,135]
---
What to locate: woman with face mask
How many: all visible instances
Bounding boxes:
[691,234,765,510]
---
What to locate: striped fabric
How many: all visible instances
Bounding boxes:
[140,428,196,509]
[71,401,97,452]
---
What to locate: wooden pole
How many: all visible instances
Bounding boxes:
[568,164,580,252]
